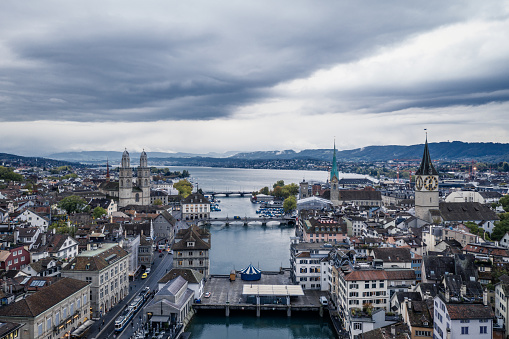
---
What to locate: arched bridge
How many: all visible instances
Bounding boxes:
[197,216,296,227]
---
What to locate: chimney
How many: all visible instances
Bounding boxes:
[14,229,19,244]
[460,284,467,297]
[445,289,450,303]
[42,234,46,246]
[483,289,488,306]
[390,325,396,337]
[425,290,431,301]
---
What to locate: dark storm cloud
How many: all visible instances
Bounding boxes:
[0,1,507,122]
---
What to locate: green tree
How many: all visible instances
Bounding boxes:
[0,166,24,181]
[283,196,297,213]
[491,218,509,241]
[500,195,509,212]
[273,180,285,189]
[58,195,88,215]
[174,179,193,198]
[259,187,270,195]
[92,206,107,219]
[153,199,163,206]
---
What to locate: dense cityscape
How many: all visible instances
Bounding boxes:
[0,140,507,338]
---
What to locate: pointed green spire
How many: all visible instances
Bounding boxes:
[330,140,339,181]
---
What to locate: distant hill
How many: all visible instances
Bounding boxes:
[0,153,82,168]
[231,141,509,162]
[42,141,509,165]
[47,150,239,164]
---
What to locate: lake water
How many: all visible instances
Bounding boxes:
[162,165,370,192]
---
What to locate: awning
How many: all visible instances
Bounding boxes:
[242,284,304,296]
[150,315,169,323]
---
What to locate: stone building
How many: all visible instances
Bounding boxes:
[99,149,151,208]
[173,226,210,278]
[0,277,90,339]
[61,243,129,318]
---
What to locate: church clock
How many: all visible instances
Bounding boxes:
[415,176,424,191]
[424,176,438,191]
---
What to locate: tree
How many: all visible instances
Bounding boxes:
[0,166,23,182]
[93,206,107,219]
[259,187,270,195]
[58,195,88,215]
[273,180,285,189]
[174,179,193,198]
[500,195,509,212]
[491,216,509,241]
[153,199,163,206]
[283,196,297,213]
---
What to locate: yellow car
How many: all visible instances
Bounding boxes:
[141,272,148,279]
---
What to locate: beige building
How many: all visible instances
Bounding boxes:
[181,193,210,221]
[173,226,210,278]
[61,243,130,318]
[0,278,90,339]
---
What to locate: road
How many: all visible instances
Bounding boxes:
[88,249,174,339]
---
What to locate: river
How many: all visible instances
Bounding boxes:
[163,166,348,337]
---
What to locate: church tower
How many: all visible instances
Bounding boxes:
[330,141,340,206]
[414,136,439,222]
[119,149,133,207]
[137,150,151,205]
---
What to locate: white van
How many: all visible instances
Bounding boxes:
[319,296,328,306]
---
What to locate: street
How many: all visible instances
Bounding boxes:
[88,248,174,339]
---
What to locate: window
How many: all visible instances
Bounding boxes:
[83,294,87,305]
[37,323,43,336]
[354,323,361,330]
[415,330,431,336]
[365,282,369,289]
[86,277,92,282]
[18,250,22,255]
[460,320,470,323]
[480,326,487,334]
[63,307,67,319]
[461,326,469,335]
[55,312,60,325]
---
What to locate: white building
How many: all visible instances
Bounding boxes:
[433,295,493,339]
[290,242,331,290]
[14,210,49,231]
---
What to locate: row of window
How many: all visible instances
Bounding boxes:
[37,293,87,336]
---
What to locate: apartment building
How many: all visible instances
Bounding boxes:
[0,278,90,339]
[173,226,210,278]
[61,243,129,318]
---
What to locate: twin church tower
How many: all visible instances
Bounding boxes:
[118,149,151,207]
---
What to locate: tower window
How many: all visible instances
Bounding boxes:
[135,193,140,202]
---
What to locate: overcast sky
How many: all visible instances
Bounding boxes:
[1,1,508,156]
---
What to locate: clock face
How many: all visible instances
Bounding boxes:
[424,176,438,191]
[415,176,424,191]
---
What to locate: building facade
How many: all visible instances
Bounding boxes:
[61,243,130,318]
[0,278,90,339]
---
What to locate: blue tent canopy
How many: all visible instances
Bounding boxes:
[240,264,261,281]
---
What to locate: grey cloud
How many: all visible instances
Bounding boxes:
[0,1,506,122]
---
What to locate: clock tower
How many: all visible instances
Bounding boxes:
[414,136,439,222]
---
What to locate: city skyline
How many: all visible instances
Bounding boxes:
[1,1,508,156]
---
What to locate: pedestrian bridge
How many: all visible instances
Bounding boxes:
[197,216,295,227]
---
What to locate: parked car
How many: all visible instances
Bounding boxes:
[204,292,211,298]
[319,296,328,306]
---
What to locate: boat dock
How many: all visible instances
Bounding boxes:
[193,270,328,317]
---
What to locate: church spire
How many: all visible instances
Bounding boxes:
[415,133,438,175]
[106,158,110,182]
[330,139,339,181]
